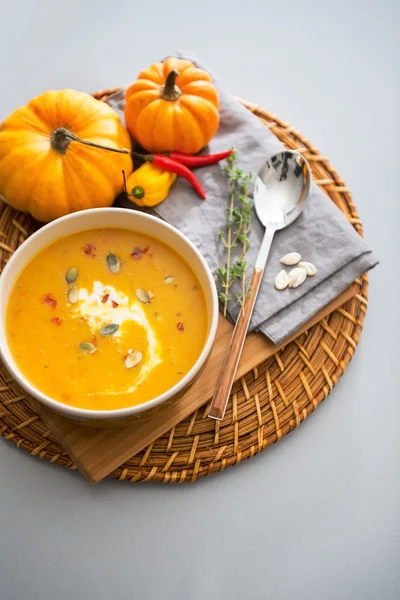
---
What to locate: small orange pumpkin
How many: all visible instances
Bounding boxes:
[0,89,132,222]
[124,57,220,155]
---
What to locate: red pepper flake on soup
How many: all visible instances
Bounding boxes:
[111,300,119,308]
[102,293,109,304]
[131,245,151,260]
[43,293,57,308]
[51,317,62,325]
[131,246,144,260]
[83,243,96,257]
[91,336,97,347]
[177,322,184,331]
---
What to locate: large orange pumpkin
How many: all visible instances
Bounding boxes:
[124,57,220,155]
[0,89,132,222]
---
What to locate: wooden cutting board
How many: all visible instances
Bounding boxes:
[29,286,355,483]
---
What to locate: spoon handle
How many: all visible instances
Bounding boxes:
[208,229,275,421]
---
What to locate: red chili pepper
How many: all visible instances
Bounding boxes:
[51,317,62,325]
[102,294,109,303]
[164,149,233,168]
[111,300,119,308]
[132,152,206,199]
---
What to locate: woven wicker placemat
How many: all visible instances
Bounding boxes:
[0,93,368,482]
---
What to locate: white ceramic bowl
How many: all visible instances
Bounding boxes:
[0,208,218,423]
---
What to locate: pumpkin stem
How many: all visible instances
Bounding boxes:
[50,128,73,154]
[50,127,131,156]
[161,70,181,101]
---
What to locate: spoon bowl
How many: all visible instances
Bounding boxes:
[254,150,311,229]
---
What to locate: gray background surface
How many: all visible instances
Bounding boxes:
[0,1,399,599]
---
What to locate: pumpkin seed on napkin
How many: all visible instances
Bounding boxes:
[108,54,378,345]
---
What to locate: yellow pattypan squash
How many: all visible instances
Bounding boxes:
[124,163,177,207]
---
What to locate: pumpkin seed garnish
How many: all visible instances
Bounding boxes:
[66,267,78,284]
[292,267,307,289]
[164,276,175,284]
[298,261,317,276]
[100,323,119,336]
[274,270,289,291]
[280,252,301,266]
[79,342,96,353]
[135,289,151,303]
[67,285,79,304]
[124,350,143,369]
[107,253,120,274]
[287,267,301,288]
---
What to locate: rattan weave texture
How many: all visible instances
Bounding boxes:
[0,92,368,482]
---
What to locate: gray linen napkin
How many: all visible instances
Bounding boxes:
[107,60,378,345]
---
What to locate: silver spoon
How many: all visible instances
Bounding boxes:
[208,150,311,420]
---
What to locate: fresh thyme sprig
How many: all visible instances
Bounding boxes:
[217,149,252,317]
[235,174,252,316]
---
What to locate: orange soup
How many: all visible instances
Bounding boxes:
[6,228,208,410]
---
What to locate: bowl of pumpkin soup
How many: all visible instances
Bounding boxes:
[0,208,218,423]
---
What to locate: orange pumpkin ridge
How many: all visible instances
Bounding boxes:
[0,89,133,222]
[124,58,220,155]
